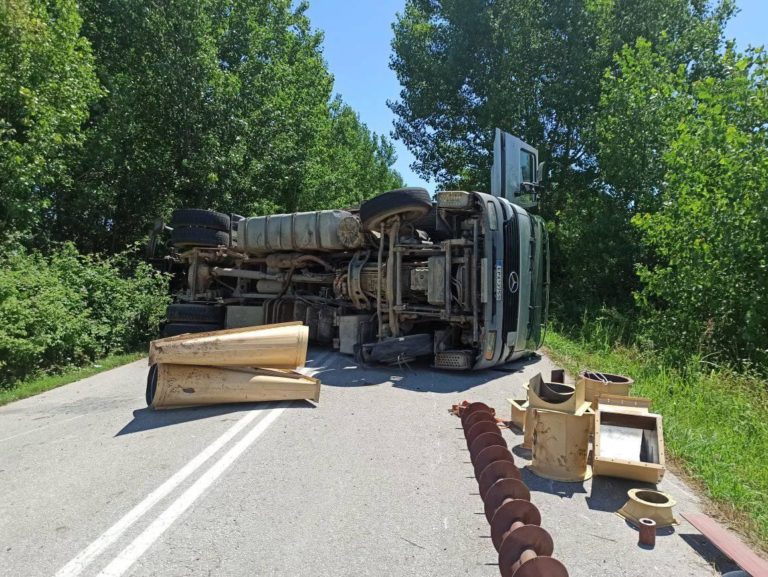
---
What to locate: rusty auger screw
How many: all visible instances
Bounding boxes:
[457,400,570,577]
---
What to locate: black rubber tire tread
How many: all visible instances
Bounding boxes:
[359,187,432,232]
[170,208,230,231]
[167,303,225,324]
[161,322,223,338]
[171,226,229,248]
[413,205,451,241]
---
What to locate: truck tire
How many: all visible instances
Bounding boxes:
[413,206,451,241]
[360,188,432,232]
[170,208,230,231]
[171,226,229,248]
[166,303,225,324]
[161,322,222,338]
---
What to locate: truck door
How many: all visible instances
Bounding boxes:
[491,129,540,210]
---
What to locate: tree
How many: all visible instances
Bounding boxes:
[302,97,403,211]
[633,49,768,365]
[0,0,101,239]
[57,0,402,251]
[390,0,734,314]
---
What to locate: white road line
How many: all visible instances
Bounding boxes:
[95,405,287,577]
[54,408,268,577]
[0,415,85,443]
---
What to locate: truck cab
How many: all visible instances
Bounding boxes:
[154,129,548,370]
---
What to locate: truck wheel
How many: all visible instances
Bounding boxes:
[413,206,451,241]
[360,188,432,232]
[170,208,230,231]
[167,303,225,324]
[171,227,230,248]
[161,322,222,337]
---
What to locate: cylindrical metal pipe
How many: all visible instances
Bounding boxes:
[387,219,400,336]
[211,267,334,284]
[638,518,656,548]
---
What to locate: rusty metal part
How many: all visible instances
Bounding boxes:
[463,409,495,432]
[473,446,515,478]
[466,421,501,448]
[478,460,521,499]
[469,432,508,462]
[456,401,569,577]
[461,402,494,424]
[484,478,531,523]
[347,250,371,309]
[509,556,569,577]
[638,518,656,548]
[681,512,768,577]
[498,525,556,577]
[491,500,542,551]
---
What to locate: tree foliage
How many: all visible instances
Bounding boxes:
[0,0,102,236]
[389,0,768,370]
[390,0,734,314]
[2,0,402,252]
[0,0,403,382]
[0,242,169,386]
[633,49,768,366]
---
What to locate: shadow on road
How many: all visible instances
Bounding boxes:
[115,400,316,436]
[679,533,740,574]
[585,476,656,513]
[520,466,588,499]
[308,353,541,394]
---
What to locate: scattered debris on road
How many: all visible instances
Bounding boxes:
[617,488,678,528]
[145,321,319,409]
[148,321,308,368]
[682,512,768,576]
[637,518,657,548]
[593,395,665,483]
[506,370,666,484]
[525,372,593,482]
[579,370,634,411]
[456,400,570,577]
[457,367,682,567]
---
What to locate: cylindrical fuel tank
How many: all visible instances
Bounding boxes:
[239,210,364,254]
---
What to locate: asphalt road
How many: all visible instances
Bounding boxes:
[0,350,736,577]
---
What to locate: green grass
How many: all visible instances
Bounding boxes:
[0,351,145,406]
[545,329,768,550]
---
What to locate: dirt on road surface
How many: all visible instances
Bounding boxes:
[0,351,735,577]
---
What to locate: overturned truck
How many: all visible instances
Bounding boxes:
[153,130,549,370]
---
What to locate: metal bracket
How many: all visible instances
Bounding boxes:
[347,250,371,310]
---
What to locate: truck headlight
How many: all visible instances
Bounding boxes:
[487,202,498,231]
[437,190,471,208]
[484,331,497,360]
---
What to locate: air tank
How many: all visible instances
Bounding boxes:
[238,210,364,254]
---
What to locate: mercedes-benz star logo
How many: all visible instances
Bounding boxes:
[508,271,519,294]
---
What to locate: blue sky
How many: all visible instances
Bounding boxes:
[306,0,767,193]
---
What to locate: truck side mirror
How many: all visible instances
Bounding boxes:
[536,162,545,183]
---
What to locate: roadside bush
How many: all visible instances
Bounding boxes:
[0,242,170,386]
[633,50,768,370]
